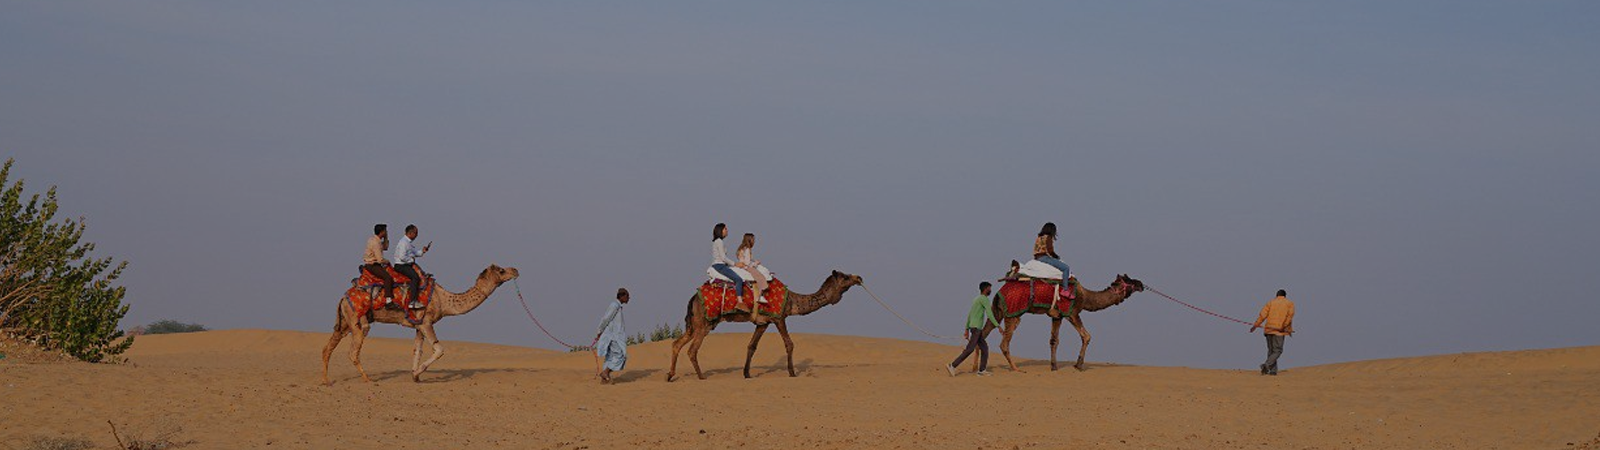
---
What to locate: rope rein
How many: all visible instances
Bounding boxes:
[513,279,596,350]
[1146,285,1288,334]
[860,284,964,342]
[510,276,1276,355]
[862,280,1285,340]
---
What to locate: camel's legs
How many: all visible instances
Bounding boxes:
[666,321,697,382]
[416,322,445,381]
[410,329,425,379]
[998,317,1023,372]
[320,310,351,386]
[743,323,770,379]
[774,319,797,377]
[1068,313,1091,371]
[348,320,373,383]
[687,326,711,380]
[1049,317,1064,371]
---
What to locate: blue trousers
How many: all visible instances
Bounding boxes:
[1035,255,1070,279]
[712,263,745,296]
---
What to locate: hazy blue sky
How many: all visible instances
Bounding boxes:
[4,1,1597,369]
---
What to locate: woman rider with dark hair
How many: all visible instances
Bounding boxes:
[1033,222,1071,279]
[710,223,746,296]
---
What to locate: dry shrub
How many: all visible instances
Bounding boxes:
[107,421,192,450]
[18,436,95,450]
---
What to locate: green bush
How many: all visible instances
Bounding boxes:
[570,322,683,352]
[626,322,684,346]
[0,158,134,362]
[142,320,207,335]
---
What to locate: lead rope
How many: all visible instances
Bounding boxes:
[512,279,605,378]
[1146,285,1288,334]
[859,284,965,342]
[513,279,592,349]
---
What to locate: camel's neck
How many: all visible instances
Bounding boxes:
[785,277,850,316]
[1074,282,1134,312]
[435,276,500,316]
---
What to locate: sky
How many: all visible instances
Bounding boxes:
[3,1,1597,370]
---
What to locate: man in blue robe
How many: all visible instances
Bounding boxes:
[595,288,630,384]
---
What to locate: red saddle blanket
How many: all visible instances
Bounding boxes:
[697,278,787,321]
[357,266,415,287]
[345,276,435,321]
[996,279,1076,318]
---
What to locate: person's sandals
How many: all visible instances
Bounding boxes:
[975,371,993,377]
[946,364,958,377]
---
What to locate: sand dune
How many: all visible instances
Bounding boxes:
[2,329,1596,449]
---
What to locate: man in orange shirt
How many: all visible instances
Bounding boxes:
[1249,289,1295,375]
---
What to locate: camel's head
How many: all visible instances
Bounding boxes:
[481,264,520,285]
[1114,274,1145,296]
[830,270,864,290]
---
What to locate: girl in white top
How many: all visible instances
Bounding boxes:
[710,223,746,296]
[735,233,769,303]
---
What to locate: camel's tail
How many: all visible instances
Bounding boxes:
[332,296,352,335]
[683,293,698,327]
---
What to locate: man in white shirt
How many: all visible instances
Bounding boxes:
[391,224,431,309]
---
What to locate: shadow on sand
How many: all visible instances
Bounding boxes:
[1008,359,1123,372]
[609,368,662,384]
[683,358,855,380]
[353,367,552,384]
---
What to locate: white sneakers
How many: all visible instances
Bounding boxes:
[945,365,994,377]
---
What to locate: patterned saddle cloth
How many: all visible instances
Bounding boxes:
[995,278,1076,318]
[347,266,435,324]
[696,278,787,321]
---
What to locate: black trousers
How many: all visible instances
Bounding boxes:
[950,327,990,371]
[362,263,394,299]
[393,263,422,301]
[1264,334,1286,372]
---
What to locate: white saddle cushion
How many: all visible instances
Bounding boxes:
[1018,260,1066,280]
[706,265,773,282]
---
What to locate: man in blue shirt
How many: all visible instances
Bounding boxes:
[595,288,630,384]
[391,224,431,309]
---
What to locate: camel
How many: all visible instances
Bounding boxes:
[976,274,1144,372]
[666,270,863,381]
[320,264,519,385]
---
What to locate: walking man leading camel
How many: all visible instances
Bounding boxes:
[595,288,630,384]
[947,281,1002,377]
[1249,289,1296,375]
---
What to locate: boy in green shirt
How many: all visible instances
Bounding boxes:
[947,282,1003,376]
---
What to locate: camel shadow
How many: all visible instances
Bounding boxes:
[610,369,661,384]
[697,356,807,378]
[1011,360,1122,372]
[693,358,853,380]
[362,367,550,384]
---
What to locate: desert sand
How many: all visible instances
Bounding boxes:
[2,329,1597,449]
